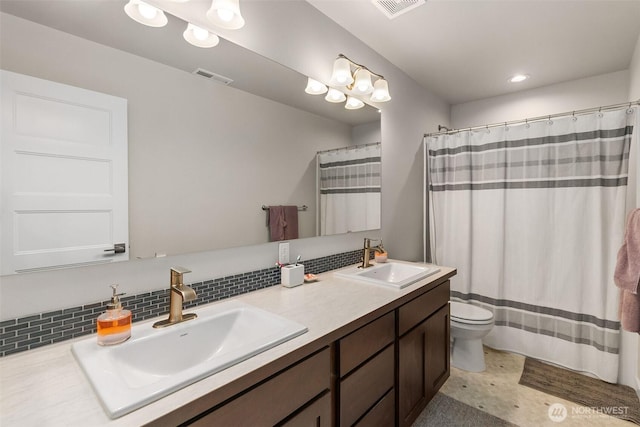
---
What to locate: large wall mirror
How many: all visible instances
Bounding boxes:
[0,1,381,275]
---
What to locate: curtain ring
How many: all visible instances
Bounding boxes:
[504,122,509,131]
[572,111,577,122]
[547,115,553,125]
[525,118,530,129]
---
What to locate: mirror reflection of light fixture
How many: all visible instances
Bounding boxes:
[345,96,365,110]
[325,88,347,103]
[206,0,245,30]
[305,78,328,95]
[183,23,220,48]
[125,0,245,48]
[124,0,168,27]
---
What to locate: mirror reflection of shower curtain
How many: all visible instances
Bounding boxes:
[317,143,381,236]
[425,107,636,383]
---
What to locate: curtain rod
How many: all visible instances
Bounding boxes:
[424,99,640,138]
[316,141,380,155]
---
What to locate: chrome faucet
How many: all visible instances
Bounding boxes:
[153,266,198,328]
[360,238,384,269]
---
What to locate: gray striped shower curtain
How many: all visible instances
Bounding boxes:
[426,108,636,382]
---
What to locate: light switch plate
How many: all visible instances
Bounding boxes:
[278,242,290,264]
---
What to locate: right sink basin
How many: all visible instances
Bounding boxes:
[334,261,440,289]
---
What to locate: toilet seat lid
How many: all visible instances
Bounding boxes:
[450,301,493,322]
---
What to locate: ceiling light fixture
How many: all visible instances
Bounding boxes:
[371,78,392,102]
[509,74,530,83]
[306,53,391,111]
[329,57,355,86]
[352,69,374,95]
[330,54,391,105]
[124,0,168,27]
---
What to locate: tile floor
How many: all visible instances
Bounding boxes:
[439,347,636,426]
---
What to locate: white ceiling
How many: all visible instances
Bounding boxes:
[4,0,640,110]
[307,0,640,104]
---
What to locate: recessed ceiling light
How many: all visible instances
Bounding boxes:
[509,74,530,83]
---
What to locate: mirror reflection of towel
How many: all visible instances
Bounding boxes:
[269,206,299,242]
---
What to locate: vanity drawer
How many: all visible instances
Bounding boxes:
[354,388,394,427]
[191,347,330,426]
[340,344,394,427]
[339,311,395,377]
[398,281,450,336]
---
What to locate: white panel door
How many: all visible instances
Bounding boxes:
[1,70,128,274]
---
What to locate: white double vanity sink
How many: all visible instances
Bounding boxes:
[1,260,455,426]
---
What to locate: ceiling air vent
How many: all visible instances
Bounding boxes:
[372,0,426,19]
[192,68,233,85]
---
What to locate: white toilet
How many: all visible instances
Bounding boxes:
[450,301,495,372]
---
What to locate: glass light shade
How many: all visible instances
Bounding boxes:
[329,57,354,86]
[351,69,374,95]
[124,0,168,27]
[183,24,220,48]
[345,96,365,110]
[305,78,328,95]
[371,78,391,102]
[206,0,245,30]
[325,88,347,103]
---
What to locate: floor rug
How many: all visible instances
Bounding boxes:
[412,392,517,427]
[519,357,640,425]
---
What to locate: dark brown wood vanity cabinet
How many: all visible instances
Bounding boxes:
[174,278,452,427]
[397,281,451,427]
[337,311,395,426]
[188,347,331,426]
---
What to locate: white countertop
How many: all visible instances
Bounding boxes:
[0,262,455,426]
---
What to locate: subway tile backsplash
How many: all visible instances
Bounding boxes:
[0,249,363,357]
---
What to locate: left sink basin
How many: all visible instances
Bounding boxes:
[72,299,308,419]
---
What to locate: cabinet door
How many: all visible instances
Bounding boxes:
[424,304,450,399]
[398,320,427,427]
[398,304,450,427]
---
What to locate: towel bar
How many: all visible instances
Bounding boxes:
[262,205,308,211]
